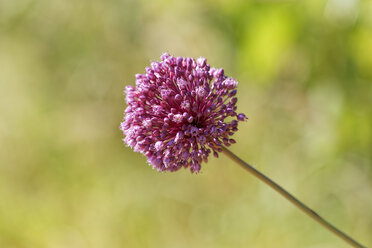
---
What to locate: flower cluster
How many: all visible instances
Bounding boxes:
[120,53,247,173]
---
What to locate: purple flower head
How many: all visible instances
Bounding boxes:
[120,53,247,173]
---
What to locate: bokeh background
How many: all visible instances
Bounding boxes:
[1,0,371,247]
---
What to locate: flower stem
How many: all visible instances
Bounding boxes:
[221,146,366,248]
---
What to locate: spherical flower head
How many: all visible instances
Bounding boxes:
[120,53,247,173]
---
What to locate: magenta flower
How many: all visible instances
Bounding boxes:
[120,53,247,173]
[119,54,366,248]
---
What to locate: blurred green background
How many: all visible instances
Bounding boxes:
[0,0,371,247]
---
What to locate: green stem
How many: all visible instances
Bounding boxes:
[221,146,366,248]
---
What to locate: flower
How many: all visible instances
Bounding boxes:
[120,53,247,173]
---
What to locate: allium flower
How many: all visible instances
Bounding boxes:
[119,55,365,248]
[120,53,247,173]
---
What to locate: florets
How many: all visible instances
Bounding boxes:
[120,53,247,173]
